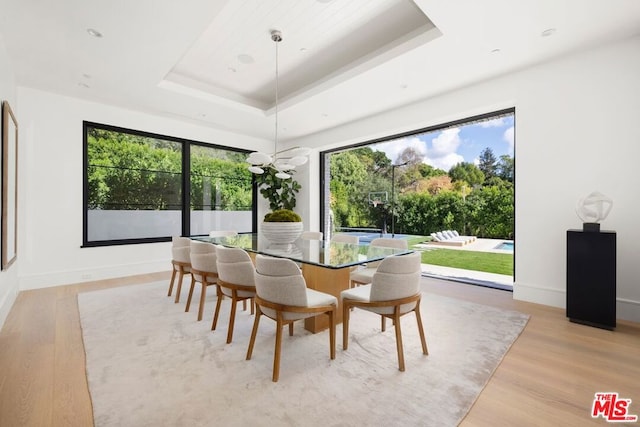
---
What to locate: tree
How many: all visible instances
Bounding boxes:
[448,162,485,187]
[497,154,514,182]
[412,175,453,195]
[417,163,447,179]
[329,151,371,228]
[478,147,498,180]
[396,146,424,166]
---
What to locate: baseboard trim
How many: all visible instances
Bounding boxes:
[514,282,640,323]
[18,261,169,290]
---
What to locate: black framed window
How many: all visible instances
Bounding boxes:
[320,108,515,240]
[83,122,254,246]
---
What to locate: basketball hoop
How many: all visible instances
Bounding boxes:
[368,191,388,208]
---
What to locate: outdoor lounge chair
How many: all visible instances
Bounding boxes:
[448,230,477,243]
[429,231,473,246]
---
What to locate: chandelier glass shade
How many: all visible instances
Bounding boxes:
[246,30,310,180]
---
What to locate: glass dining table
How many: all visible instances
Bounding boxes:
[191,233,413,333]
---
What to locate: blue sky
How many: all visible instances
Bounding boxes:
[371,114,514,172]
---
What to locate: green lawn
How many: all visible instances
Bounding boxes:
[416,247,513,276]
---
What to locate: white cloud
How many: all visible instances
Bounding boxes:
[421,128,464,170]
[426,152,465,171]
[430,128,461,156]
[371,136,426,164]
[503,126,514,154]
[478,117,506,128]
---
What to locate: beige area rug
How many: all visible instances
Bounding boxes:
[78,280,529,427]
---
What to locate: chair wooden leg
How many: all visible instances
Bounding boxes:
[174,268,185,303]
[185,276,196,312]
[329,309,336,359]
[393,310,405,371]
[250,298,255,315]
[212,288,223,331]
[246,306,262,360]
[288,322,294,336]
[414,303,429,355]
[197,282,207,321]
[273,315,283,382]
[168,268,177,296]
[243,300,247,311]
[226,293,238,344]
[381,316,386,332]
[342,301,350,350]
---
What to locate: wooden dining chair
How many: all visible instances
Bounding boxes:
[209,230,238,238]
[185,240,218,321]
[247,255,337,382]
[212,246,256,344]
[341,252,428,371]
[300,231,323,240]
[168,236,191,303]
[349,237,408,287]
[330,234,359,245]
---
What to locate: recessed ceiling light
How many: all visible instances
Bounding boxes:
[78,82,90,88]
[491,48,501,53]
[541,28,556,37]
[299,47,308,53]
[237,54,254,64]
[87,28,103,38]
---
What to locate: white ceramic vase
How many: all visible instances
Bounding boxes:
[261,221,303,250]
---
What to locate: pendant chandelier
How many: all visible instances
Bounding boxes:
[246,30,310,179]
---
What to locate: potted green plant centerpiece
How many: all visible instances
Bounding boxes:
[255,168,303,248]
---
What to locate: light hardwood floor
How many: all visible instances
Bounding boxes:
[0,272,638,426]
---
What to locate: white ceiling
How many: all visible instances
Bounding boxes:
[1,0,640,143]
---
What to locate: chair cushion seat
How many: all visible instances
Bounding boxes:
[306,289,338,308]
[221,287,255,299]
[340,284,372,303]
[350,268,376,284]
[341,284,418,315]
[262,289,336,321]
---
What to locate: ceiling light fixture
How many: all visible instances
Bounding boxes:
[246,30,310,179]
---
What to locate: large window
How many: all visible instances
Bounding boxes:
[321,109,515,238]
[83,122,254,246]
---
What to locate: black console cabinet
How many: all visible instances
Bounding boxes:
[566,230,616,330]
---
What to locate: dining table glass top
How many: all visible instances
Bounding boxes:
[191,233,413,269]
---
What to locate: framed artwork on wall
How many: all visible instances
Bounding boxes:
[2,100,18,270]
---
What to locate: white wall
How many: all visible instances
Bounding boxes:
[16,87,270,290]
[4,34,639,328]
[297,35,640,322]
[0,34,19,327]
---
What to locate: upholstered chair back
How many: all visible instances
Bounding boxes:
[366,238,409,269]
[171,237,191,264]
[369,252,422,315]
[215,246,255,297]
[254,255,308,319]
[331,234,360,245]
[189,241,217,282]
[209,230,238,238]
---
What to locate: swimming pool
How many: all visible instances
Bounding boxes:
[494,241,514,251]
